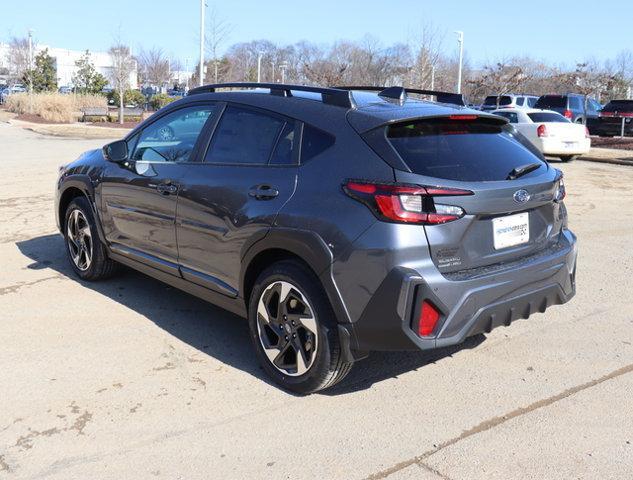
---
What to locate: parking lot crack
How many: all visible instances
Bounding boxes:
[365,362,633,480]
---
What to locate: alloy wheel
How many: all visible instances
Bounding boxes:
[256,281,319,376]
[66,209,93,271]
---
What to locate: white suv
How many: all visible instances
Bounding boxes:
[480,94,539,111]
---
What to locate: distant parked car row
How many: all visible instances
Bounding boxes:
[0,84,27,104]
[591,100,633,137]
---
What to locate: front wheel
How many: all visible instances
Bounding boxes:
[64,196,118,280]
[560,155,577,162]
[248,260,353,394]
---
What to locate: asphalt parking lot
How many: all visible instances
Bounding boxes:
[1,120,632,479]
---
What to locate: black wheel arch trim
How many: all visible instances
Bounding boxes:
[240,227,352,325]
[57,175,107,245]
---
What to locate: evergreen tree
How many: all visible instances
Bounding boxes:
[23,48,57,92]
[72,50,108,94]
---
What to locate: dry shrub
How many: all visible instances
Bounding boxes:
[6,93,108,123]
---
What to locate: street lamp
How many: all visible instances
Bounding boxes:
[279,61,288,84]
[199,0,207,87]
[257,51,263,83]
[455,31,464,94]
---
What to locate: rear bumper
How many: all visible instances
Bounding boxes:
[539,138,591,156]
[347,229,577,352]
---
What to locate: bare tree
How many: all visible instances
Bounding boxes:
[408,22,444,89]
[138,47,171,89]
[205,5,233,83]
[6,36,31,84]
[467,61,528,105]
[108,42,135,124]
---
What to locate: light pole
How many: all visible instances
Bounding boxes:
[199,0,206,87]
[28,29,34,113]
[455,31,464,94]
[270,61,275,83]
[280,61,288,84]
[430,64,436,90]
[257,51,263,83]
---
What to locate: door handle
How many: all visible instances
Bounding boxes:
[156,181,179,195]
[249,184,279,200]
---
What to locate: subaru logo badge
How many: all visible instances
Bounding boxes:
[513,189,530,203]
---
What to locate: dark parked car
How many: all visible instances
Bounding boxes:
[591,100,633,137]
[55,83,578,393]
[534,94,601,124]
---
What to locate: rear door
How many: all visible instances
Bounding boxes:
[385,116,563,274]
[175,104,298,296]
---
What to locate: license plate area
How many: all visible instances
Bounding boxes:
[493,212,529,250]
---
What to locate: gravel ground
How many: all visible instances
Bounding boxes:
[1,122,632,480]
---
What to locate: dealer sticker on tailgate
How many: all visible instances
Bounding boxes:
[492,212,529,250]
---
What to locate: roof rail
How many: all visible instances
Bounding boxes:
[335,86,466,107]
[187,82,356,109]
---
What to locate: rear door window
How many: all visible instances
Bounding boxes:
[386,118,545,182]
[527,97,538,107]
[569,96,583,110]
[516,97,525,106]
[204,106,285,165]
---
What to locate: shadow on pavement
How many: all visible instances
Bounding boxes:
[17,233,486,395]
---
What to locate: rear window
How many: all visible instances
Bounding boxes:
[484,96,512,106]
[527,112,569,123]
[602,101,633,113]
[386,118,545,182]
[535,96,567,109]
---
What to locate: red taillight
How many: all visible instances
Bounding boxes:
[563,110,573,119]
[418,300,441,336]
[343,181,472,225]
[621,112,633,118]
[449,114,478,120]
[600,111,614,117]
[537,124,549,137]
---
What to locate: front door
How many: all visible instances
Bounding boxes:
[176,104,299,295]
[100,103,218,273]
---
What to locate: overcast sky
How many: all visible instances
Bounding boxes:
[1,0,630,68]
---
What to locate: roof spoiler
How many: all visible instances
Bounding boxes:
[187,82,356,109]
[335,86,466,107]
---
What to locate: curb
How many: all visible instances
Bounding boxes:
[577,156,633,167]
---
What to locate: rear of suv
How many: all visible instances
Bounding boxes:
[593,99,633,137]
[55,84,578,394]
[535,93,602,123]
[480,94,539,111]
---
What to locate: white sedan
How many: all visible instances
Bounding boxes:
[493,108,591,161]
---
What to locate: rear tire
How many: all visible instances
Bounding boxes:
[560,155,576,162]
[248,260,353,394]
[64,197,118,281]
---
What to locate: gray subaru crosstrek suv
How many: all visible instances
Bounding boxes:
[55,84,577,393]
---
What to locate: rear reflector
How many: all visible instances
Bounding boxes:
[418,300,441,336]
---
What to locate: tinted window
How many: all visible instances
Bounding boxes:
[204,106,285,165]
[602,100,633,113]
[569,96,583,110]
[495,111,519,123]
[527,97,538,107]
[516,97,525,106]
[131,105,216,162]
[301,125,335,163]
[386,118,545,182]
[269,122,296,165]
[484,96,512,106]
[528,112,569,123]
[535,96,567,109]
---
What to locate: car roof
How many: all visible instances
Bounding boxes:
[171,86,502,134]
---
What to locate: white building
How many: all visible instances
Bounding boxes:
[0,43,138,89]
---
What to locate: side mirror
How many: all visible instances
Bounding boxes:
[103,140,128,163]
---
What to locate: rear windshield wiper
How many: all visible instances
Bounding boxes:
[506,162,542,180]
